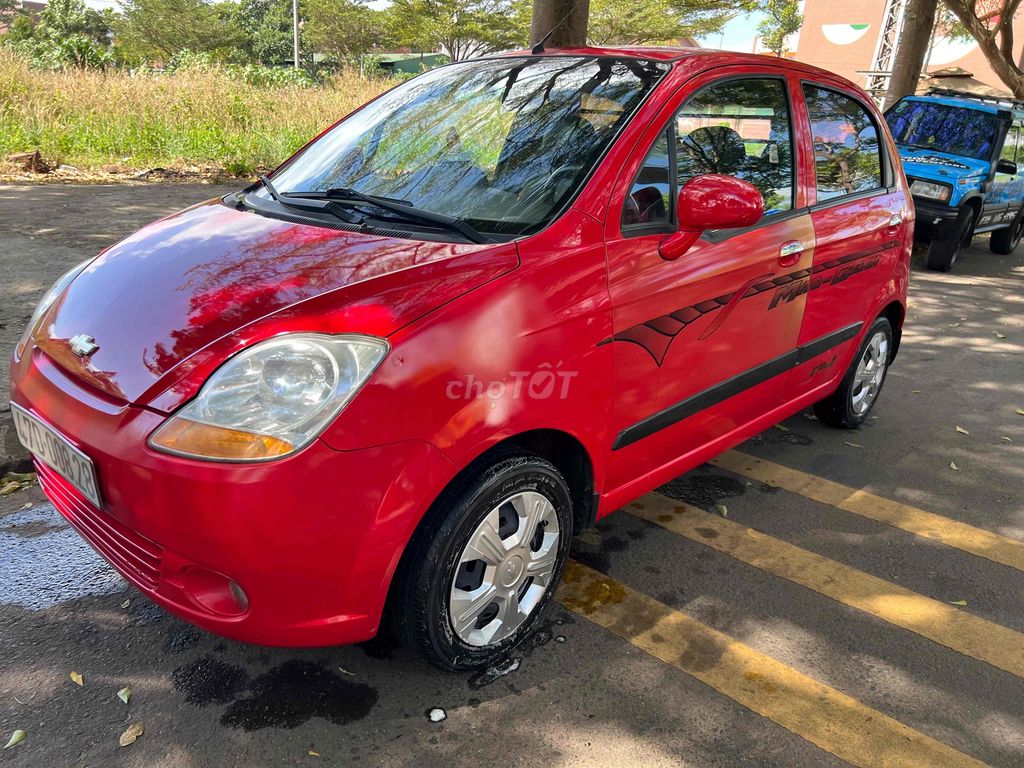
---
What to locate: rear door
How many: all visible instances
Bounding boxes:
[784,81,907,399]
[603,68,814,491]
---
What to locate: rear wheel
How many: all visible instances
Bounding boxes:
[392,454,572,670]
[925,206,974,272]
[990,209,1024,254]
[813,317,893,429]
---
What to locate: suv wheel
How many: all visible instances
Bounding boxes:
[391,454,573,670]
[813,317,893,429]
[925,206,974,272]
[990,209,1024,254]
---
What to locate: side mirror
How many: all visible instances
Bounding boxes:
[660,174,764,261]
[997,158,1018,175]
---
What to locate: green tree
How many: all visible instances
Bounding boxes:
[757,0,802,56]
[8,0,115,68]
[116,0,242,62]
[387,0,530,60]
[1,0,18,29]
[587,0,736,45]
[305,0,389,63]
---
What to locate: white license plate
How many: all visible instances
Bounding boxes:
[11,403,102,508]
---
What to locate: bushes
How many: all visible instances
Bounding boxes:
[0,50,397,174]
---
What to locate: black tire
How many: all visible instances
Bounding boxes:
[391,454,573,671]
[990,209,1024,254]
[925,206,975,272]
[813,316,894,429]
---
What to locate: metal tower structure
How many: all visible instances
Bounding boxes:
[865,0,908,98]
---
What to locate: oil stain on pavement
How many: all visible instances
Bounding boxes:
[172,656,378,730]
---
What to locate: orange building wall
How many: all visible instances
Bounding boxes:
[794,0,1024,95]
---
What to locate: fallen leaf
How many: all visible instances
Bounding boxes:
[70,671,83,686]
[912,390,921,394]
[995,332,1007,339]
[309,751,320,757]
[117,687,131,705]
[119,722,144,747]
[3,730,26,749]
[20,502,32,510]
[714,504,728,518]
[0,482,20,496]
[955,426,970,435]
[774,424,790,432]
[949,599,968,606]
[950,461,960,471]
[337,667,354,676]
[844,441,863,448]
[1001,436,1013,442]
[1017,408,1024,416]
[120,599,130,609]
[948,322,960,327]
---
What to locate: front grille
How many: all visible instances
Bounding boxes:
[35,460,163,589]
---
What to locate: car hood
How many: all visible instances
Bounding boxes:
[896,145,990,183]
[35,199,517,409]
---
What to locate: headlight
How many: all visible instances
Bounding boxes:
[16,259,92,357]
[910,180,952,202]
[149,333,388,461]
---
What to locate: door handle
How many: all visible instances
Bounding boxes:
[779,240,804,267]
[888,214,903,228]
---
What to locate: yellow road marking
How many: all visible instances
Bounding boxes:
[557,562,985,768]
[713,451,1024,573]
[627,495,1024,679]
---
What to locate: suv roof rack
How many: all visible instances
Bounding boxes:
[925,87,1024,113]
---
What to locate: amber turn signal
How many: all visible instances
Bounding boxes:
[149,418,294,461]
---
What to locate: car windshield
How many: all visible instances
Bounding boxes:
[254,55,667,237]
[885,99,999,161]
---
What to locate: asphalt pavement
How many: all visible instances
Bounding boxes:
[1,183,1022,767]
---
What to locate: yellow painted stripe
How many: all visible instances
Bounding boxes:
[557,562,985,768]
[713,451,1024,573]
[628,495,1024,679]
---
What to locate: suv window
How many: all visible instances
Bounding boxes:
[623,130,673,228]
[1001,125,1019,164]
[675,78,795,215]
[804,85,883,202]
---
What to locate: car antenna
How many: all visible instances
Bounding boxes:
[532,0,587,54]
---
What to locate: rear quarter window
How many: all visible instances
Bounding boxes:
[804,85,883,203]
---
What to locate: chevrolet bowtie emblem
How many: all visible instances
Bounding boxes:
[69,333,99,357]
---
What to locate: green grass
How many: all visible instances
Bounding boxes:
[0,51,398,174]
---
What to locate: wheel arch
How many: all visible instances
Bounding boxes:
[879,300,905,361]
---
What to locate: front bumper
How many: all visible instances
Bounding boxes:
[911,197,960,242]
[10,347,455,646]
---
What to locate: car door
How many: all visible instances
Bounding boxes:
[603,69,814,492]
[784,81,909,399]
[980,122,1019,229]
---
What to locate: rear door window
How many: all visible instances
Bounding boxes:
[804,85,883,202]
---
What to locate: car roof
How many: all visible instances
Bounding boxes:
[500,46,872,92]
[900,93,1024,119]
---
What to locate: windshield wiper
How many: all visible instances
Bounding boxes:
[286,187,492,244]
[251,175,365,225]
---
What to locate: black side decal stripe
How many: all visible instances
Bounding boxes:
[612,322,863,450]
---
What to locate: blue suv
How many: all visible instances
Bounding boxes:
[885,89,1024,271]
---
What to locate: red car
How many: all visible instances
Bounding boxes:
[10,47,911,670]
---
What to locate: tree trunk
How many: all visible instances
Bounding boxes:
[883,0,937,107]
[530,0,590,48]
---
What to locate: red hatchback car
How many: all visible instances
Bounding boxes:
[10,47,912,670]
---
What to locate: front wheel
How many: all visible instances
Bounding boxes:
[813,317,893,429]
[391,454,573,670]
[925,206,974,272]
